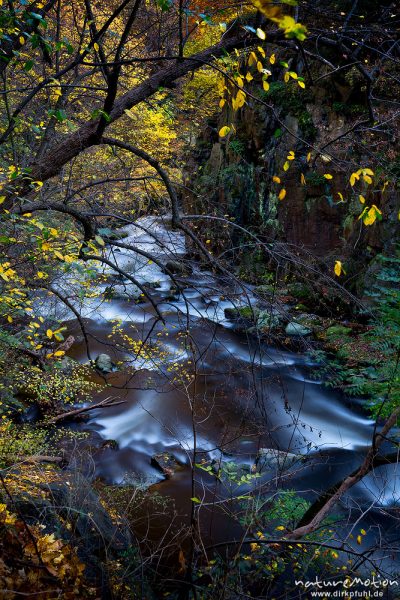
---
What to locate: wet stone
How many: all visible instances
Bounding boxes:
[151,452,181,478]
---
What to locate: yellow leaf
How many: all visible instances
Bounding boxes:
[334,261,345,277]
[278,188,286,200]
[257,61,263,73]
[37,271,45,278]
[301,173,306,185]
[245,72,253,82]
[284,72,290,83]
[219,126,231,138]
[219,98,226,108]
[298,80,305,88]
[19,36,25,45]
[0,196,5,205]
[94,42,100,52]
[287,150,295,160]
[235,90,246,108]
[360,529,366,535]
[359,194,366,204]
[283,161,290,171]
[54,350,65,357]
[248,52,257,67]
[46,329,53,339]
[275,525,285,531]
[262,80,270,92]
[269,53,276,64]
[324,174,333,180]
[257,46,266,58]
[307,152,312,163]
[7,316,12,323]
[363,175,373,185]
[357,535,362,545]
[256,28,266,40]
[350,172,360,186]
[236,76,244,88]
[272,175,281,184]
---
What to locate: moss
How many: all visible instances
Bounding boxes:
[332,101,365,117]
[298,112,317,140]
[305,172,326,186]
[260,81,314,116]
[326,325,352,337]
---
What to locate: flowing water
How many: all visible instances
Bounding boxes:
[36,215,400,574]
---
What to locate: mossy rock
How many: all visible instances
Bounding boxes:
[326,325,352,337]
[224,306,258,322]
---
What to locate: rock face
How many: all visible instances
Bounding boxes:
[95,353,114,374]
[182,65,398,276]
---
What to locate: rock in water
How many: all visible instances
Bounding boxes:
[151,452,181,478]
[95,353,114,373]
[285,322,312,336]
[164,260,192,276]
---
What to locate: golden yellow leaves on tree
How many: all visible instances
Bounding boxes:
[359,204,382,226]
[256,28,266,40]
[219,98,226,108]
[245,72,253,83]
[236,76,244,88]
[94,42,99,52]
[334,261,346,277]
[250,1,307,41]
[273,175,281,183]
[262,80,270,92]
[324,174,333,180]
[359,194,366,204]
[350,167,374,186]
[0,263,16,281]
[278,188,286,200]
[298,80,306,88]
[232,90,246,110]
[257,46,266,58]
[270,53,276,64]
[219,126,231,138]
[257,61,263,73]
[287,150,295,161]
[337,192,345,203]
[248,52,257,67]
[283,161,290,171]
[301,173,306,185]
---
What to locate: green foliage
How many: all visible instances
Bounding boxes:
[314,252,400,421]
[332,101,365,117]
[228,138,246,157]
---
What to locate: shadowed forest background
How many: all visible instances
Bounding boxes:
[0,0,399,598]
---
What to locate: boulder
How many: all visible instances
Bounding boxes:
[164,260,192,276]
[285,322,313,336]
[95,353,114,374]
[254,284,277,297]
[257,449,302,470]
[104,283,142,301]
[257,309,281,331]
[151,452,181,478]
[224,306,257,321]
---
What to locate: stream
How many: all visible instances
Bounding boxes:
[36,215,400,576]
